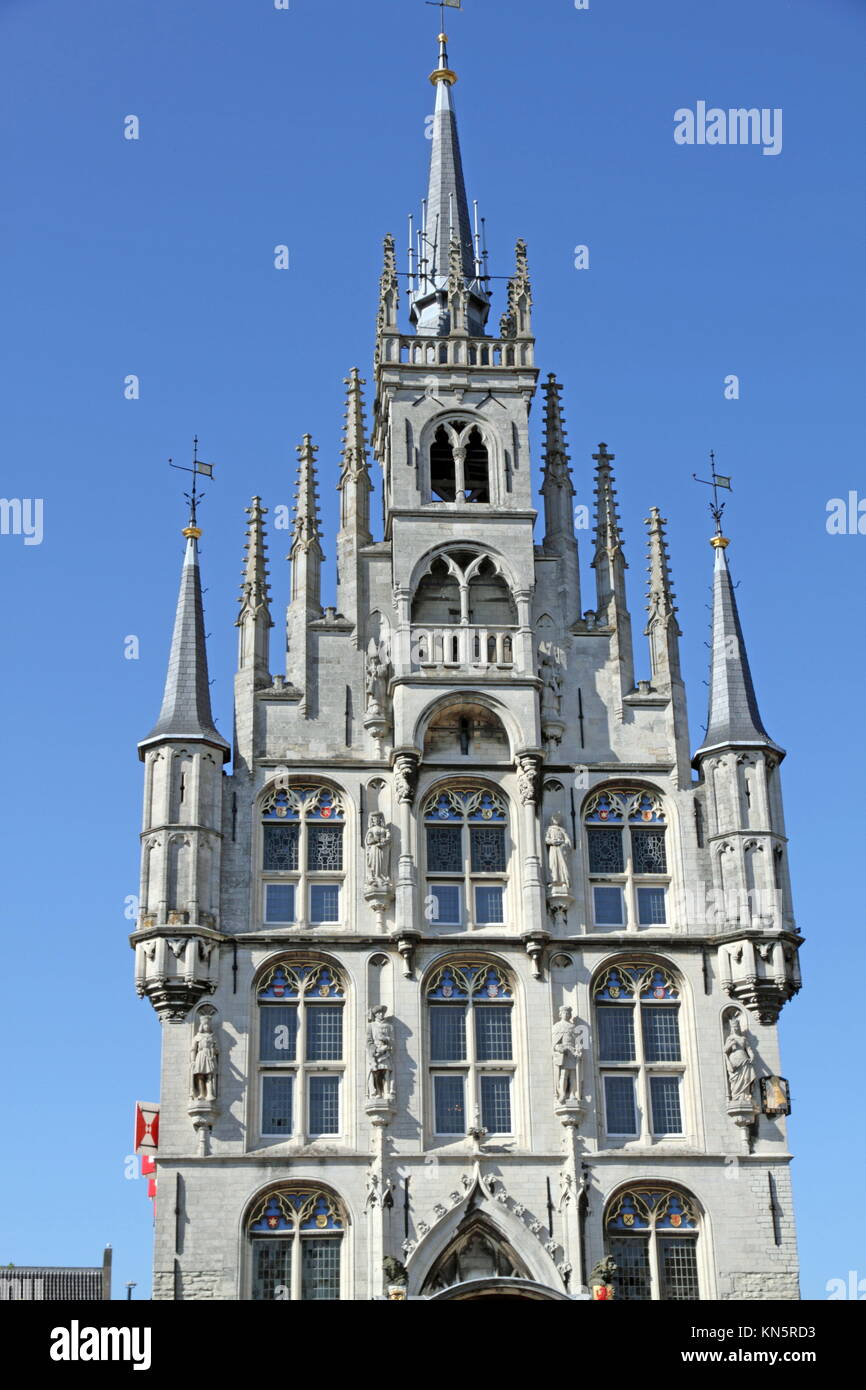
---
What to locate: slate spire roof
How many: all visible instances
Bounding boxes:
[694,537,781,758]
[410,30,490,336]
[139,525,229,760]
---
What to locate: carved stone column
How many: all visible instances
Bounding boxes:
[392,750,419,937]
[516,751,545,935]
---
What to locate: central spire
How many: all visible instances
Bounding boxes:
[410,29,490,337]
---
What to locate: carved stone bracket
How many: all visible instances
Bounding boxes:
[522,930,550,980]
[717,933,802,1024]
[393,751,420,805]
[392,929,421,978]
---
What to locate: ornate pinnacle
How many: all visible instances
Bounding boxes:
[591,443,626,569]
[500,238,532,339]
[542,374,573,491]
[237,496,273,629]
[644,507,681,636]
[376,233,399,337]
[291,435,323,556]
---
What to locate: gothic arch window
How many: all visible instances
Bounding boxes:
[425,959,515,1139]
[259,783,346,928]
[593,962,685,1143]
[248,1185,346,1300]
[410,551,517,670]
[584,787,669,929]
[604,1184,700,1301]
[256,959,345,1142]
[429,420,491,503]
[422,785,510,929]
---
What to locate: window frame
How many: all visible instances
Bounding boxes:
[605,1186,701,1301]
[423,785,510,932]
[259,783,347,930]
[594,962,686,1145]
[247,1187,346,1301]
[426,959,516,1142]
[584,788,670,931]
[256,961,346,1145]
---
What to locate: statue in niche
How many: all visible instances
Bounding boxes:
[190,1015,218,1102]
[365,640,391,716]
[366,1005,395,1100]
[552,1005,583,1104]
[545,815,572,891]
[364,812,392,889]
[724,1013,757,1104]
[539,651,563,719]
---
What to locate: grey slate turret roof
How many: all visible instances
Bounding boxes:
[694,538,782,760]
[139,531,230,760]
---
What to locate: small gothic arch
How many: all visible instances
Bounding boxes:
[421,1216,529,1294]
[413,692,519,761]
[426,417,494,504]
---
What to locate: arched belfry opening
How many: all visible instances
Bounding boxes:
[430,421,491,503]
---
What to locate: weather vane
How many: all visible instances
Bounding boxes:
[168,436,216,531]
[693,450,732,535]
[426,0,462,30]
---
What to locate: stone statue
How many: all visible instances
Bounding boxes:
[545,815,572,891]
[724,1014,756,1104]
[539,652,563,718]
[190,1015,218,1102]
[552,1005,583,1104]
[364,812,391,888]
[366,1005,395,1100]
[365,641,391,716]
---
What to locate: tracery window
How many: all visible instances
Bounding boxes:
[248,1187,345,1301]
[605,1185,700,1301]
[257,961,345,1141]
[260,784,345,927]
[426,960,515,1138]
[423,786,509,929]
[594,963,685,1141]
[584,788,669,929]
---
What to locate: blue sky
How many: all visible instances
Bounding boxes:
[0,0,863,1300]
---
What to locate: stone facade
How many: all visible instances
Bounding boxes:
[131,32,802,1302]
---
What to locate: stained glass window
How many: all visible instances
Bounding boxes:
[587,826,625,874]
[257,962,344,1141]
[606,1186,699,1301]
[249,1188,344,1301]
[470,825,506,873]
[264,824,299,872]
[308,825,343,872]
[594,961,684,1142]
[427,825,462,872]
[427,960,515,1139]
[632,828,667,874]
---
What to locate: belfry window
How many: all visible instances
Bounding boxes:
[593,962,685,1142]
[423,785,509,929]
[261,784,345,927]
[605,1185,700,1301]
[426,960,515,1138]
[257,960,345,1142]
[584,788,668,929]
[429,421,490,503]
[248,1186,345,1300]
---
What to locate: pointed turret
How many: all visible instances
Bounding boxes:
[694,535,782,759]
[139,521,229,760]
[541,374,580,616]
[236,496,273,682]
[409,30,489,336]
[591,442,634,703]
[337,368,373,622]
[289,434,324,614]
[644,507,682,685]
